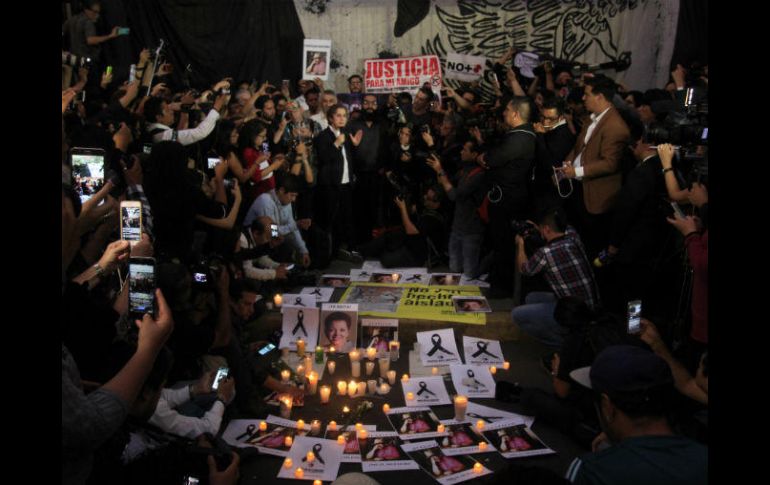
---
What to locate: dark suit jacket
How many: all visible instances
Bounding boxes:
[313,127,355,187]
[566,107,630,214]
[534,123,576,194]
[484,123,536,205]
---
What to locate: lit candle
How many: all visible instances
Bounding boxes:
[348,380,357,397]
[328,421,337,431]
[296,419,305,430]
[279,396,293,419]
[294,467,304,479]
[308,371,319,395]
[296,338,306,357]
[366,347,377,361]
[296,365,305,381]
[306,451,315,462]
[387,370,396,385]
[358,429,368,440]
[337,435,345,445]
[367,379,377,394]
[273,294,283,307]
[365,361,375,376]
[311,420,321,435]
[401,373,409,383]
[431,367,438,375]
[342,405,350,414]
[351,360,361,378]
[315,346,324,364]
[327,361,336,375]
[320,385,331,404]
[503,361,510,370]
[379,383,390,395]
[489,365,497,375]
[473,463,483,474]
[281,370,290,382]
[437,424,445,433]
[329,346,336,354]
[479,442,488,451]
[283,458,293,468]
[303,356,313,374]
[378,356,390,375]
[355,423,363,431]
[391,273,399,283]
[349,350,361,362]
[284,435,293,447]
[389,341,400,361]
[383,403,391,413]
[337,380,347,396]
[259,421,267,431]
[314,481,322,485]
[454,395,468,421]
[476,420,485,431]
[406,391,414,400]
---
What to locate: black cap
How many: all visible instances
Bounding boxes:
[570,345,672,394]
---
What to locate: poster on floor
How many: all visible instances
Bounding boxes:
[369,272,403,284]
[401,440,492,484]
[450,365,496,398]
[452,296,491,313]
[436,420,493,456]
[301,286,334,303]
[340,283,486,325]
[319,303,358,353]
[480,421,555,459]
[401,271,429,284]
[302,39,331,81]
[417,329,462,366]
[386,406,448,440]
[358,431,420,472]
[350,269,375,282]
[320,275,351,287]
[280,294,317,310]
[276,436,343,482]
[324,425,376,463]
[429,273,463,286]
[463,402,535,428]
[222,415,311,457]
[360,318,398,357]
[279,306,320,351]
[402,376,452,407]
[462,336,505,366]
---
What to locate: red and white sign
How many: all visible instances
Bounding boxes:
[364,55,443,97]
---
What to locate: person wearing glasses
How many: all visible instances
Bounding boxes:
[63,0,121,65]
[532,97,576,204]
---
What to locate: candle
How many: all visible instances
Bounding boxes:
[303,356,313,374]
[328,421,337,431]
[315,346,324,364]
[383,403,390,413]
[311,420,321,435]
[294,467,304,479]
[320,385,331,404]
[358,429,368,440]
[274,294,283,307]
[431,367,438,375]
[306,451,315,462]
[279,395,293,419]
[379,383,390,395]
[357,382,367,397]
[281,370,290,382]
[284,435,293,447]
[391,273,399,283]
[329,346,336,354]
[389,341,400,361]
[281,347,290,360]
[349,350,360,362]
[406,391,414,400]
[296,339,306,357]
[283,458,293,468]
[348,380,357,397]
[365,361,375,376]
[342,405,350,414]
[378,356,390,375]
[337,380,347,396]
[314,481,322,485]
[259,421,268,431]
[476,420,485,431]
[401,373,409,383]
[308,372,319,395]
[437,424,445,433]
[454,395,468,421]
[489,365,497,375]
[503,361,510,370]
[327,360,336,375]
[479,442,488,451]
[351,360,361,378]
[296,365,305,382]
[337,435,346,445]
[355,423,363,431]
[366,347,377,361]
[296,419,305,430]
[473,463,483,474]
[387,370,396,385]
[367,379,377,394]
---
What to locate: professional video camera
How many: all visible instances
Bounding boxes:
[511,220,545,257]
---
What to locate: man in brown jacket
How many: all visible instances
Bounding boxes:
[560,75,630,257]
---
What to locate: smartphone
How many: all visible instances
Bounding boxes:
[627,300,642,334]
[129,63,137,81]
[193,271,208,284]
[212,367,229,391]
[258,342,276,356]
[285,264,295,271]
[183,476,200,485]
[129,257,156,319]
[270,223,279,238]
[207,156,220,169]
[261,142,270,153]
[143,143,152,155]
[70,147,106,204]
[701,127,708,141]
[670,201,685,218]
[491,71,498,84]
[118,27,130,36]
[120,201,143,242]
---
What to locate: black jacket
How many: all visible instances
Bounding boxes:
[313,127,355,187]
[484,123,537,204]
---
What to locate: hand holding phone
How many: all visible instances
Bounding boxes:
[211,367,229,391]
[670,201,685,218]
[270,223,279,238]
[627,300,642,334]
[129,257,156,319]
[120,201,143,243]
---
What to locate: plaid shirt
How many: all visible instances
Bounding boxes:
[127,184,154,241]
[521,226,599,308]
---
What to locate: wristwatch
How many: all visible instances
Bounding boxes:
[662,167,674,174]
[92,263,105,278]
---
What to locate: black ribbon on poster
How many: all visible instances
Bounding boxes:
[466,412,503,423]
[426,334,453,357]
[294,296,305,306]
[417,381,437,396]
[302,443,326,464]
[472,341,500,359]
[292,310,308,336]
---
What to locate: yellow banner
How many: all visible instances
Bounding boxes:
[339,283,486,325]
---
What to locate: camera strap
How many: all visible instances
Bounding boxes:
[553,166,574,198]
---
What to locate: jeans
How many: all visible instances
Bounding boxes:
[510,292,564,348]
[449,231,484,278]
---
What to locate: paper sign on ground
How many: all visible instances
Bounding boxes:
[360,318,398,357]
[429,273,463,286]
[350,269,375,282]
[222,415,314,457]
[319,303,358,353]
[386,406,448,440]
[463,402,535,428]
[452,296,491,313]
[276,436,343,481]
[417,329,462,366]
[480,420,555,458]
[280,294,317,311]
[324,425,376,463]
[301,286,334,303]
[279,306,319,351]
[462,336,504,366]
[450,365,496,398]
[401,271,429,284]
[402,376,452,407]
[401,440,492,484]
[320,275,351,287]
[359,431,419,472]
[369,272,402,284]
[437,420,494,456]
[408,350,451,377]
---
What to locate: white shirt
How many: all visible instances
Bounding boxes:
[311,112,328,130]
[574,106,611,179]
[147,108,220,146]
[147,386,225,439]
[330,126,350,184]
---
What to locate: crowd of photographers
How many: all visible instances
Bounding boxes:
[62,7,708,481]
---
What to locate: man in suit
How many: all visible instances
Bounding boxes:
[560,75,630,258]
[532,96,577,207]
[313,104,363,261]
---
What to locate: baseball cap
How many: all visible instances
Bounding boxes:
[570,345,672,394]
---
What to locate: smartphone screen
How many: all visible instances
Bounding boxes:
[627,300,642,334]
[118,27,130,36]
[258,343,276,356]
[120,202,142,242]
[71,148,106,204]
[212,367,229,391]
[262,142,270,153]
[207,157,220,169]
[285,264,295,271]
[670,201,685,218]
[270,224,279,238]
[129,258,156,317]
[183,477,200,485]
[701,127,708,141]
[143,143,152,155]
[129,64,136,81]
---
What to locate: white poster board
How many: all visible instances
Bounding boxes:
[402,376,452,407]
[302,39,332,81]
[279,306,319,351]
[462,336,504,366]
[450,365,496,399]
[417,328,462,366]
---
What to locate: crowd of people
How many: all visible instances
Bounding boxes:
[62,2,708,483]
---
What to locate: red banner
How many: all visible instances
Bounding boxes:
[364,55,443,96]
